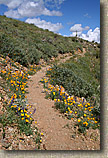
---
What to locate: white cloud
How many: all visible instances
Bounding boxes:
[44,0,65,9]
[25,18,63,32]
[42,8,62,16]
[5,10,21,19]
[70,27,100,43]
[0,0,62,18]
[70,31,82,37]
[69,24,100,43]
[80,27,100,43]
[17,1,45,18]
[0,0,11,5]
[0,0,22,9]
[70,24,90,32]
[7,0,22,9]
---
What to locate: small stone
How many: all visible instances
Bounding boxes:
[19,137,25,140]
[8,145,13,150]
[28,76,31,79]
[41,90,45,93]
[8,127,14,132]
[71,135,75,139]
[43,144,47,150]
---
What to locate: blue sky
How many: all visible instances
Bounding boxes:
[0,0,100,42]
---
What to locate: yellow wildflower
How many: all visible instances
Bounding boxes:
[71,97,73,100]
[85,122,88,126]
[78,104,81,107]
[21,113,24,116]
[58,99,60,102]
[83,122,86,124]
[87,117,90,120]
[68,107,70,111]
[25,119,29,122]
[53,92,55,95]
[78,119,81,123]
[27,115,30,118]
[54,99,56,102]
[24,109,27,113]
[87,103,90,106]
[95,121,98,123]
[40,140,42,143]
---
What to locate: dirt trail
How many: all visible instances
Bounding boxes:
[27,66,75,150]
[27,55,100,150]
[27,56,77,150]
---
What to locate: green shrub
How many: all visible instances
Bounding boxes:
[46,53,100,105]
[0,15,100,67]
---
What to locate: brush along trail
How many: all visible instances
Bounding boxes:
[27,54,100,150]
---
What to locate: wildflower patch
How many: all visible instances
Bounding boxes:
[40,76,100,133]
[0,55,42,149]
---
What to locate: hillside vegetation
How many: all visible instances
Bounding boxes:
[0,15,100,67]
[0,15,100,149]
[47,52,100,103]
[44,50,100,132]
